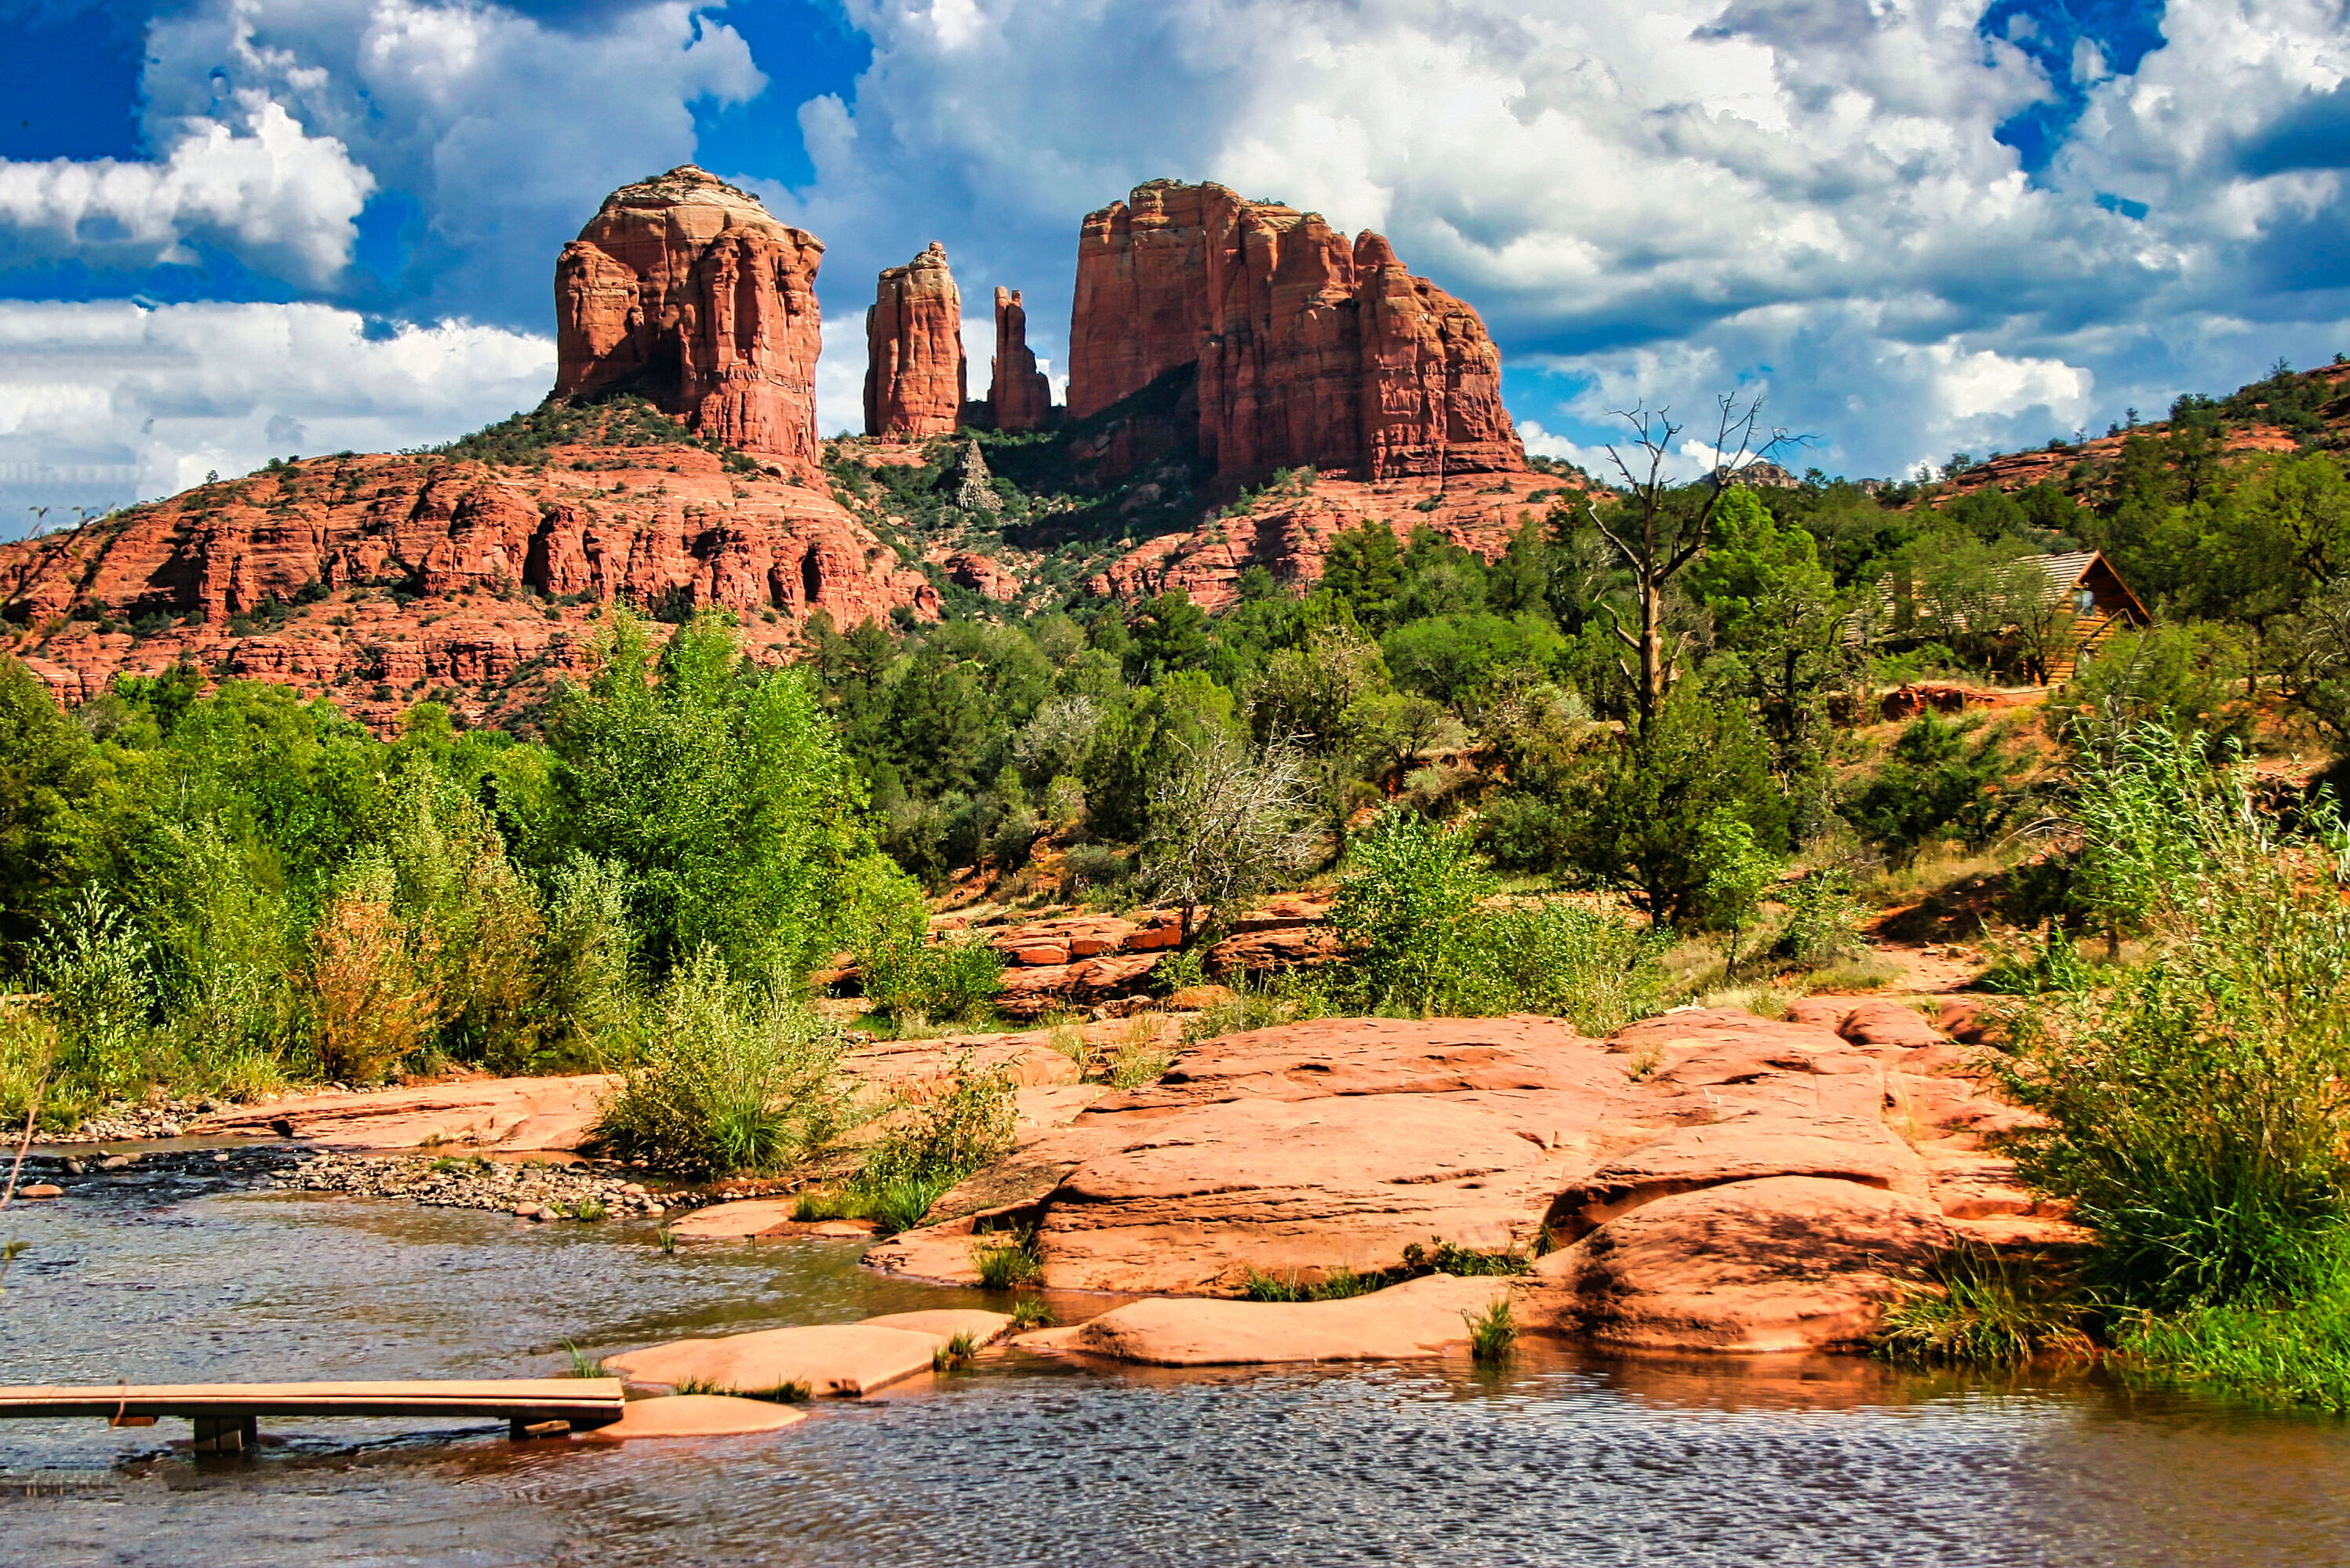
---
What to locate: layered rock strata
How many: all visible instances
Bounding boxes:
[866,1006,2072,1354]
[0,442,940,729]
[554,167,825,475]
[988,286,1056,431]
[864,242,967,438]
[1067,180,1526,484]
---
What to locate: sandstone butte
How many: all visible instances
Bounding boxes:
[864,242,967,439]
[988,286,1056,432]
[554,166,826,478]
[1067,179,1526,486]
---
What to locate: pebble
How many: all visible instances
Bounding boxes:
[276,1151,682,1222]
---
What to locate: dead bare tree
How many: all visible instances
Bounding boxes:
[1583,395,1798,731]
[1140,733,1319,947]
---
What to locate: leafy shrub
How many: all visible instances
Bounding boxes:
[588,950,846,1176]
[1328,807,1493,1014]
[31,888,155,1099]
[1450,900,1668,1035]
[856,1053,1017,1230]
[304,863,440,1084]
[1992,747,2350,1311]
[1843,713,2017,865]
[858,933,1005,1029]
[1776,867,1867,966]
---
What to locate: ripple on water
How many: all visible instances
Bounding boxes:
[1,1182,2347,1566]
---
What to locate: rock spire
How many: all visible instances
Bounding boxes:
[1067,180,1524,484]
[552,166,825,476]
[988,287,1056,431]
[864,242,967,439]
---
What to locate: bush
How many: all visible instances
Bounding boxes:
[859,933,1005,1029]
[1843,713,2016,865]
[1991,751,2350,1311]
[856,1053,1017,1229]
[1327,807,1493,1014]
[2118,1261,2350,1412]
[31,888,155,1100]
[304,861,443,1084]
[1776,868,1867,966]
[1450,900,1668,1035]
[588,950,846,1176]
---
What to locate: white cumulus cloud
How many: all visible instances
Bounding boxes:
[0,92,375,285]
[0,300,553,538]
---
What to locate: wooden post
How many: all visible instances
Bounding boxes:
[191,1414,257,1453]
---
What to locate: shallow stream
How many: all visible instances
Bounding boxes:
[2,1148,2347,1566]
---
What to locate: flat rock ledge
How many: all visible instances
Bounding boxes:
[575,1394,808,1441]
[605,1312,1016,1398]
[1024,1275,1512,1366]
[866,1005,2082,1355]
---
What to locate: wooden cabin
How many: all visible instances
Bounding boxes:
[1866,548,2151,684]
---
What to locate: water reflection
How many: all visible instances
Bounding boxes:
[1,1181,2346,1566]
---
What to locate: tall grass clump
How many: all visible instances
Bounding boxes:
[1872,1246,2094,1366]
[1464,1298,1517,1363]
[854,1053,1017,1232]
[588,949,846,1176]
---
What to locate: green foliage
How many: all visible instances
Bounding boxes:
[1693,811,1783,967]
[856,1053,1018,1227]
[1398,1238,1536,1277]
[1776,868,1866,966]
[544,607,916,990]
[2119,1262,2350,1413]
[30,887,155,1099]
[1992,748,2350,1312]
[1843,713,2015,865]
[588,950,846,1177]
[1450,900,1670,1035]
[1240,1264,1379,1301]
[1573,688,1786,926]
[1463,1298,1517,1363]
[1009,1297,1057,1331]
[1872,1247,2094,1366]
[973,1226,1043,1290]
[858,930,1006,1029]
[1327,808,1493,1014]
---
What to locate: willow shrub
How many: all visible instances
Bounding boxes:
[856,1054,1017,1232]
[1992,730,2350,1312]
[1328,806,1665,1031]
[588,950,847,1177]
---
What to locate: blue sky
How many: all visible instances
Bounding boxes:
[1,0,2344,536]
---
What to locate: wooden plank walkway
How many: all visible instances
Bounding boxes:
[0,1379,626,1450]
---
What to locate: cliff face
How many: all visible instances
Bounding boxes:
[1067,180,1525,485]
[0,436,940,728]
[553,166,826,477]
[864,242,967,439]
[988,287,1056,432]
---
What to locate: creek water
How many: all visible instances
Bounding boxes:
[2,1149,2347,1567]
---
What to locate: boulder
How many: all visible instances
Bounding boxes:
[574,1394,806,1441]
[859,1309,1015,1345]
[1027,1274,1511,1366]
[1548,1114,1932,1238]
[16,1184,61,1200]
[1527,1176,1949,1353]
[605,1323,940,1398]
[669,1199,802,1239]
[186,1075,615,1153]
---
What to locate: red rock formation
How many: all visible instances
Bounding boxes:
[1067,180,1526,484]
[0,439,940,729]
[553,166,826,476]
[864,242,967,439]
[1086,470,1591,611]
[988,286,1055,431]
